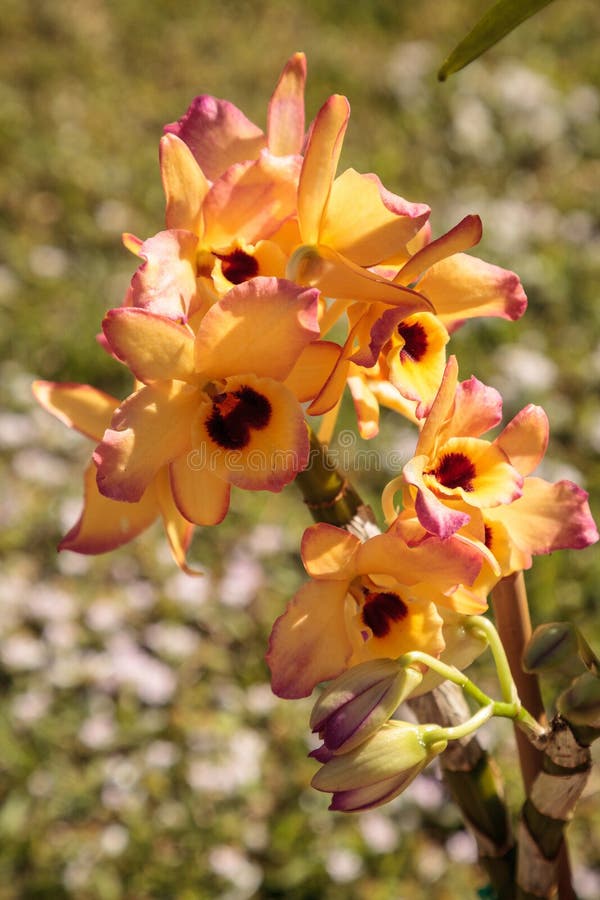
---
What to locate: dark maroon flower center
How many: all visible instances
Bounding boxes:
[206,386,271,450]
[361,590,408,639]
[431,452,476,492]
[397,320,428,362]
[484,524,493,549]
[215,249,259,284]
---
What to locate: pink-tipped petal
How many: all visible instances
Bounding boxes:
[164,95,265,181]
[449,376,504,440]
[486,477,599,560]
[267,52,307,156]
[59,461,159,554]
[396,215,482,286]
[102,308,196,384]
[494,404,549,476]
[417,253,527,329]
[321,169,430,266]
[129,230,199,320]
[266,580,353,698]
[94,381,197,502]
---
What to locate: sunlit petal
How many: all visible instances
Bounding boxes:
[169,453,231,525]
[60,461,159,554]
[267,52,307,156]
[164,95,265,181]
[322,169,429,266]
[266,580,353,698]
[298,94,349,244]
[94,381,197,502]
[159,133,210,233]
[103,308,196,384]
[32,381,118,441]
[494,404,549,475]
[301,524,360,580]
[194,277,319,381]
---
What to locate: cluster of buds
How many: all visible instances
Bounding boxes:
[33,55,597,810]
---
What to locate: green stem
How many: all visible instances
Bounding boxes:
[295,427,365,526]
[465,615,517,705]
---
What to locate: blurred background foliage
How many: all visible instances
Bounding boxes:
[1,0,599,897]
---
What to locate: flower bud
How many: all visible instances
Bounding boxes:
[311,720,447,812]
[557,672,600,729]
[523,622,600,679]
[309,658,423,754]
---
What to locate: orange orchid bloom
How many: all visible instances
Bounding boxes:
[266,519,483,699]
[383,356,599,590]
[94,278,322,526]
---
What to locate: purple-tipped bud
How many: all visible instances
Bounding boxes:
[309,659,423,755]
[311,720,447,813]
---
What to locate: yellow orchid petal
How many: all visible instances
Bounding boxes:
[301,524,361,580]
[395,214,482,286]
[298,94,350,244]
[416,252,527,328]
[32,381,118,441]
[350,594,444,664]
[290,243,433,310]
[94,380,197,502]
[60,460,159,554]
[103,308,196,384]
[194,277,319,382]
[424,436,523,509]
[267,52,307,156]
[494,404,549,476]
[284,340,340,402]
[128,230,199,320]
[169,453,231,526]
[202,153,300,248]
[485,477,598,561]
[159,133,210,233]
[415,355,459,457]
[385,312,449,417]
[266,580,353,698]
[347,373,380,440]
[355,528,482,590]
[192,374,309,492]
[322,168,430,266]
[153,467,200,575]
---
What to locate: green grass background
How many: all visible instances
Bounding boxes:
[1,0,599,897]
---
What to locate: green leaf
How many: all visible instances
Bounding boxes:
[438,0,557,81]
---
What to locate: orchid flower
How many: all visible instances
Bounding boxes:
[383,356,599,590]
[94,278,322,526]
[266,519,484,699]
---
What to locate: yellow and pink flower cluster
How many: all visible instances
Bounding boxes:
[34,55,597,725]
